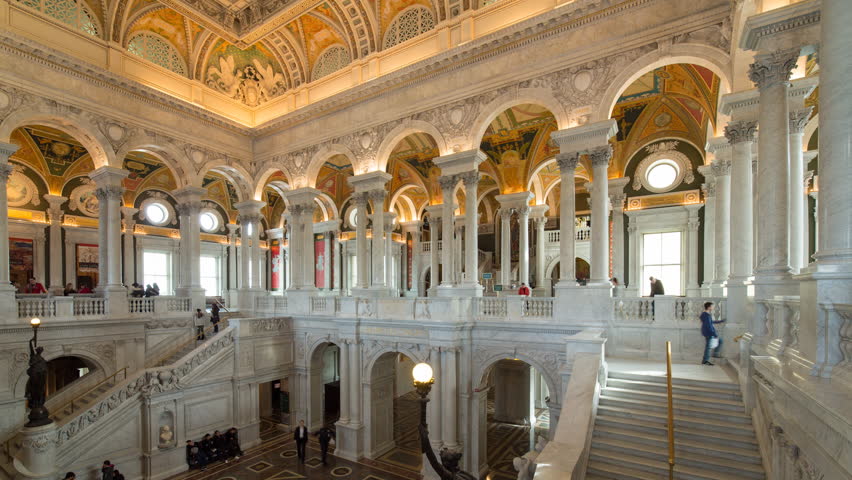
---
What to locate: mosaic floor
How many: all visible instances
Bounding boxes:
[169,394,548,480]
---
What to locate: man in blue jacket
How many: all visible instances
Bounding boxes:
[700,302,725,365]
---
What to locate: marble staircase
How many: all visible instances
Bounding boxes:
[586,370,765,480]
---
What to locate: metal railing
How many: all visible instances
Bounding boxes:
[666,340,675,479]
[52,366,129,419]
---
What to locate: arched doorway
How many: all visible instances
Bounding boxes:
[476,359,550,479]
[308,342,341,430]
[365,352,421,473]
[45,356,97,398]
[576,258,591,284]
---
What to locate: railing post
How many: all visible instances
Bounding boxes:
[54,297,73,318]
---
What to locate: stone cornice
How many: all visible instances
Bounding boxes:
[740,0,820,51]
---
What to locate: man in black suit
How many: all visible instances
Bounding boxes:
[649,276,665,296]
[294,420,309,463]
[317,426,335,465]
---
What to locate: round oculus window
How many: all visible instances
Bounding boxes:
[200,211,218,232]
[145,202,168,225]
[646,160,679,191]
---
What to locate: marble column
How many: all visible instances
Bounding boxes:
[517,206,531,287]
[555,152,579,286]
[427,348,442,446]
[90,167,129,314]
[588,146,612,285]
[369,190,387,289]
[236,200,265,293]
[226,224,238,293]
[626,220,639,296]
[802,166,816,266]
[323,232,332,290]
[348,340,362,426]
[749,49,799,291]
[461,172,481,291]
[429,213,440,295]
[608,178,629,289]
[301,202,316,289]
[686,205,701,295]
[45,195,68,294]
[353,193,369,289]
[400,222,422,296]
[338,341,350,424]
[384,216,395,292]
[454,220,463,284]
[174,187,205,305]
[500,209,512,287]
[711,149,732,292]
[724,122,757,286]
[699,173,716,292]
[0,144,18,317]
[533,216,546,290]
[333,233,342,293]
[441,348,458,449]
[788,107,813,272]
[438,176,457,288]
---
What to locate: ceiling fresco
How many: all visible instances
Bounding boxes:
[315,154,354,210]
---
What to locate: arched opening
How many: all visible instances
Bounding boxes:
[308,342,341,431]
[476,359,551,479]
[45,356,98,398]
[366,351,420,472]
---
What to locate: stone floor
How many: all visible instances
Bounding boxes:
[606,357,739,383]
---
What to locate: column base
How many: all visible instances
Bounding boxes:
[96,285,128,316]
[335,422,364,461]
[12,422,57,480]
[175,286,206,310]
[436,283,483,297]
[554,284,611,323]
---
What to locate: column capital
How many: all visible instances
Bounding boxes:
[748,49,799,90]
[458,171,481,187]
[89,166,129,187]
[120,205,138,219]
[701,181,716,199]
[234,199,265,216]
[352,191,369,207]
[532,216,547,227]
[724,120,758,144]
[348,171,391,193]
[555,151,580,172]
[789,106,814,135]
[0,141,20,162]
[400,220,422,233]
[0,162,13,181]
[94,184,124,202]
[804,170,815,190]
[438,174,459,193]
[226,223,239,235]
[711,158,732,177]
[44,194,68,211]
[283,187,321,209]
[172,186,206,203]
[587,145,613,168]
[175,201,203,216]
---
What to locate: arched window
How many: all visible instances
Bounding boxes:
[312,45,351,82]
[18,0,99,37]
[383,6,435,49]
[127,32,187,77]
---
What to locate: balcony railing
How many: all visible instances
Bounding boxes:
[16,295,193,319]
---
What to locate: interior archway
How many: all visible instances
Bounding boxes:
[365,351,420,472]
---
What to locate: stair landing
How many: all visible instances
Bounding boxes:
[606,357,739,384]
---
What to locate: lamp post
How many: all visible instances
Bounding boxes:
[412,363,476,480]
[25,317,52,427]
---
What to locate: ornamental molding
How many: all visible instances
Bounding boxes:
[138,195,178,227]
[748,49,800,90]
[724,120,757,144]
[249,317,290,335]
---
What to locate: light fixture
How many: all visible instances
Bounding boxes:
[30,318,41,327]
[412,362,433,384]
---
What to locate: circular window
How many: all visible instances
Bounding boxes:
[200,211,219,232]
[645,160,679,191]
[347,208,359,228]
[145,202,169,225]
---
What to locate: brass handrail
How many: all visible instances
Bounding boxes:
[666,340,675,480]
[52,366,128,418]
[151,318,225,367]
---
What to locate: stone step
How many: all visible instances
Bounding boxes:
[591,436,764,476]
[598,395,752,423]
[595,413,758,449]
[593,424,762,464]
[606,377,743,401]
[601,386,745,412]
[588,450,764,480]
[596,405,756,436]
[608,370,739,391]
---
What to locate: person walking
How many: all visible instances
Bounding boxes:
[211,302,221,333]
[700,302,725,365]
[294,420,309,463]
[317,425,334,465]
[194,309,207,341]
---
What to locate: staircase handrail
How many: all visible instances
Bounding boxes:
[149,319,226,368]
[51,366,128,420]
[666,340,675,479]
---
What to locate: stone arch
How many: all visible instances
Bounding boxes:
[306,340,341,429]
[472,349,560,405]
[13,349,113,399]
[254,166,293,201]
[314,192,340,221]
[196,160,253,203]
[0,108,116,169]
[469,89,569,148]
[304,144,357,189]
[119,142,191,189]
[362,343,429,377]
[594,44,732,122]
[804,113,818,151]
[375,120,448,173]
[388,184,422,222]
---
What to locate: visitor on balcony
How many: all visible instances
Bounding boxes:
[144,284,158,297]
[649,276,665,296]
[77,284,92,294]
[24,277,46,294]
[130,283,144,297]
[63,283,76,296]
[517,283,531,296]
[700,302,725,366]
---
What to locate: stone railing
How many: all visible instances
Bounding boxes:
[16,295,193,320]
[613,296,727,324]
[474,297,507,318]
[17,296,55,318]
[756,296,801,360]
[613,298,654,322]
[311,296,330,314]
[72,297,106,317]
[524,297,554,318]
[544,228,591,245]
[420,240,443,253]
[128,297,154,314]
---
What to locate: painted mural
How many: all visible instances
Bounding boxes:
[205,40,287,106]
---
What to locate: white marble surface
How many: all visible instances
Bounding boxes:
[606,357,738,384]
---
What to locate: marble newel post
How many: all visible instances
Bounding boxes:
[90,166,129,315]
[749,49,799,297]
[788,107,813,272]
[174,187,206,308]
[45,195,68,294]
[517,206,531,287]
[0,143,19,320]
[707,138,732,295]
[799,0,852,377]
[608,177,629,291]
[588,145,612,286]
[554,152,579,288]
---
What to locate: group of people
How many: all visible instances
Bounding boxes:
[129,282,160,297]
[293,420,335,465]
[100,460,125,480]
[186,427,243,471]
[193,304,221,340]
[62,282,93,295]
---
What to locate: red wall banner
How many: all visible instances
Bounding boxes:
[270,241,280,289]
[314,235,325,288]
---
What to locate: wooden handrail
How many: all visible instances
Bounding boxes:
[666,340,675,480]
[52,366,128,418]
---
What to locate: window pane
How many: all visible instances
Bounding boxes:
[200,255,219,296]
[642,265,662,296]
[142,251,170,294]
[660,232,681,265]
[643,233,662,265]
[660,265,682,296]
